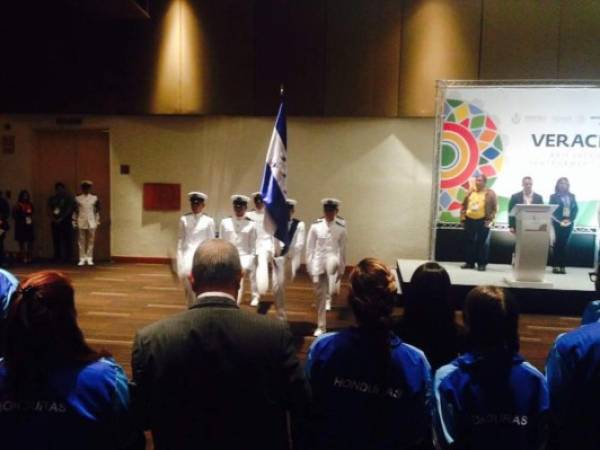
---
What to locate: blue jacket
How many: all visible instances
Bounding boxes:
[434,351,548,450]
[0,268,18,319]
[546,303,600,450]
[0,357,131,450]
[305,327,432,450]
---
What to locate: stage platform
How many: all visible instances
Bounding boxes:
[397,259,596,316]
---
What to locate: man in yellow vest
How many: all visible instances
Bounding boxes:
[460,174,497,272]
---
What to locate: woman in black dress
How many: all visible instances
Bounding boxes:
[13,189,34,263]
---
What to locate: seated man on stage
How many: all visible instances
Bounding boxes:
[508,176,544,234]
[460,174,497,272]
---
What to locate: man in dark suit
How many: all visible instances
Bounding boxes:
[507,176,544,233]
[131,239,310,450]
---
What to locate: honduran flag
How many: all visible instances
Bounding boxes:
[260,95,289,245]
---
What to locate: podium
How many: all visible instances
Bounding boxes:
[506,204,557,287]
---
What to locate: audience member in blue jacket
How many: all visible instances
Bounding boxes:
[306,257,432,450]
[434,286,549,450]
[0,268,18,356]
[0,268,17,319]
[546,266,600,450]
[0,271,143,450]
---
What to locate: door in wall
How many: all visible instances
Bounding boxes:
[33,130,111,262]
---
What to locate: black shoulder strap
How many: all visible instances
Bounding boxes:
[281,219,300,256]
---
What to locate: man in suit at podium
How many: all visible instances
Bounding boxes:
[508,176,544,234]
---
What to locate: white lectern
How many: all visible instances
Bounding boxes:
[505,204,557,287]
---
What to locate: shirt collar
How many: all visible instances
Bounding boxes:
[193,291,237,306]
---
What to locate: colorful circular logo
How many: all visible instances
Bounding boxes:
[438,99,504,223]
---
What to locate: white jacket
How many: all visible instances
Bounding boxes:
[177,212,216,277]
[305,218,347,277]
[73,194,100,229]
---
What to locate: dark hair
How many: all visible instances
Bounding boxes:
[406,262,452,320]
[54,182,65,190]
[464,286,519,353]
[477,173,488,183]
[348,258,396,381]
[17,190,30,203]
[4,271,108,396]
[554,177,570,193]
[399,262,459,369]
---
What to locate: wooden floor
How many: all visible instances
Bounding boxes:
[6,261,588,376]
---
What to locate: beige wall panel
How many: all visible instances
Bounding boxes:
[2,114,436,266]
[398,0,482,117]
[325,0,402,116]
[480,0,559,79]
[150,0,255,114]
[558,0,600,78]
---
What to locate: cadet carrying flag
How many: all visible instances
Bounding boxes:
[260,91,289,245]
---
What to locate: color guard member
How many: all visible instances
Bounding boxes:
[306,198,347,337]
[177,192,215,305]
[246,192,275,307]
[272,199,305,321]
[73,180,100,266]
[219,195,257,305]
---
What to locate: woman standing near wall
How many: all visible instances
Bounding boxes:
[549,177,578,274]
[13,189,34,263]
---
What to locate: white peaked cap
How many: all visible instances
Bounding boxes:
[231,194,250,204]
[80,180,93,186]
[286,198,297,206]
[321,198,341,207]
[187,192,208,201]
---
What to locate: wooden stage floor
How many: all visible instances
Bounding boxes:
[6,262,590,376]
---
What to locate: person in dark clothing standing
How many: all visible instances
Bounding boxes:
[132,239,310,450]
[48,182,75,262]
[12,190,34,264]
[0,191,9,266]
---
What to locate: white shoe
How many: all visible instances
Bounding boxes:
[78,259,85,266]
[313,327,325,337]
[87,258,94,266]
[326,299,332,311]
[250,296,259,307]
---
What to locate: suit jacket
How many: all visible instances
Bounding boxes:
[549,192,578,225]
[131,295,310,450]
[507,191,544,229]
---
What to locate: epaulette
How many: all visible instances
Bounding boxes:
[314,218,324,223]
[337,215,345,220]
[184,212,193,216]
[245,217,253,221]
[335,220,345,227]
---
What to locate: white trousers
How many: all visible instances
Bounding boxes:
[272,256,287,320]
[250,250,272,300]
[78,228,96,261]
[312,273,329,329]
[238,254,256,305]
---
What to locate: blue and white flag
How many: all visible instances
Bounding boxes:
[260,97,289,245]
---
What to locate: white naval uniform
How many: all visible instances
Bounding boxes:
[219,216,257,305]
[306,217,347,330]
[272,218,306,320]
[73,193,100,263]
[177,212,216,305]
[246,209,275,300]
